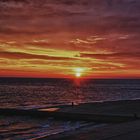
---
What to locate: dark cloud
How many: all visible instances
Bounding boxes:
[0,0,140,35]
[80,52,140,60]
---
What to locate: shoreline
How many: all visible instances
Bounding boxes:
[0,99,140,123]
[31,123,108,140]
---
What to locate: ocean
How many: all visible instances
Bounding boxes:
[0,78,140,139]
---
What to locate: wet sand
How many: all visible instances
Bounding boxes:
[43,120,140,140]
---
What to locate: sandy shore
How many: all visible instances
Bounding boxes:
[37,99,140,140]
[58,99,140,115]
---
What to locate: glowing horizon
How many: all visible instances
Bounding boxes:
[0,0,140,79]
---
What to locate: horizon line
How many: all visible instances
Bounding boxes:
[0,77,140,80]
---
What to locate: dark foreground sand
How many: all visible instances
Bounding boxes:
[58,99,140,116]
[38,100,140,140]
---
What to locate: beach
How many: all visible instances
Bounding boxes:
[35,100,140,140]
[1,99,140,140]
[0,78,139,139]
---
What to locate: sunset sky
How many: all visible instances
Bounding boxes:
[0,0,140,78]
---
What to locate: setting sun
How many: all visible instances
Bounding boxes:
[76,72,81,78]
[74,68,85,78]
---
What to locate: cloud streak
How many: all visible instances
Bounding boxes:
[0,51,77,61]
[80,52,140,59]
